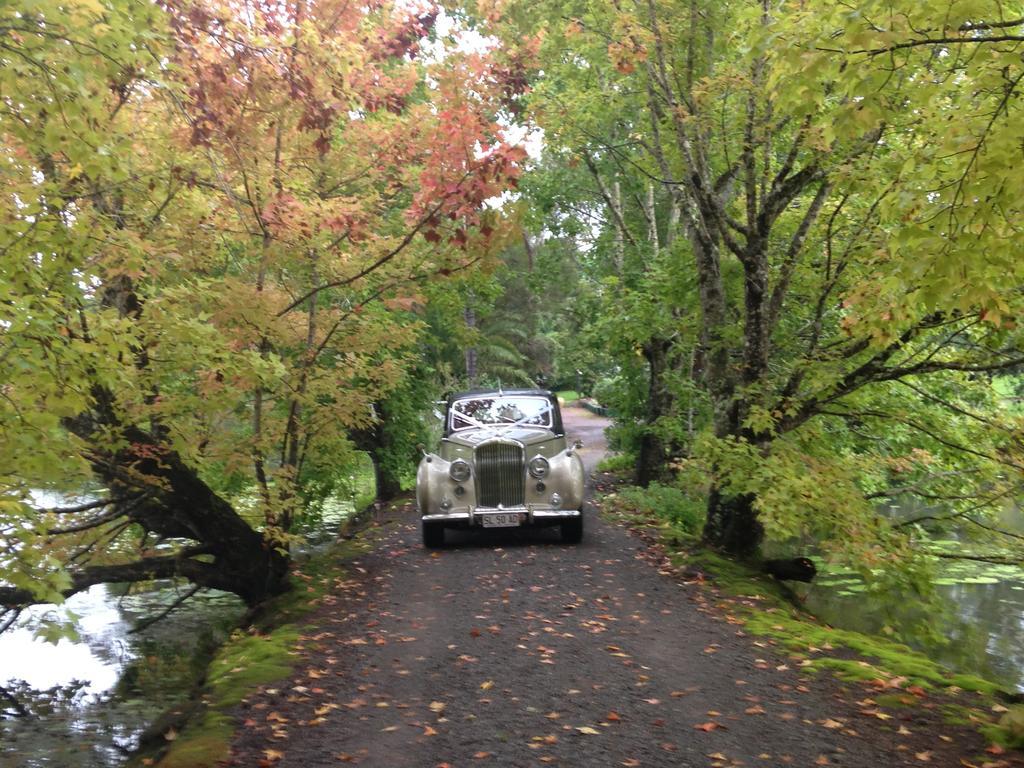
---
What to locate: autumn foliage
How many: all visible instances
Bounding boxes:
[0,0,531,608]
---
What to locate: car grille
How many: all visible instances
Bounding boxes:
[475,442,524,507]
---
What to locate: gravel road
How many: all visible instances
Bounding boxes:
[227,406,1009,768]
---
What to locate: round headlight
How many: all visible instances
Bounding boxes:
[449,459,471,483]
[528,456,549,479]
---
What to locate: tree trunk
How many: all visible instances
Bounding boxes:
[702,487,764,558]
[636,337,676,486]
[56,419,291,607]
[372,455,403,502]
[464,305,477,385]
[351,416,404,503]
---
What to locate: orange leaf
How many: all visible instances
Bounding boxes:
[473,752,491,759]
[694,722,720,732]
[606,712,621,722]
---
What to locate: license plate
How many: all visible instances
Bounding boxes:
[480,513,521,528]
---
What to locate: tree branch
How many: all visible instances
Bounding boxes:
[0,550,217,608]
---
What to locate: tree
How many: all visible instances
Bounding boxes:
[0,0,529,616]
[511,0,1024,567]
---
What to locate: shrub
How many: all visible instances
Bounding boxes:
[617,482,705,535]
[596,452,635,474]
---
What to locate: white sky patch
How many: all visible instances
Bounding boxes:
[422,8,499,62]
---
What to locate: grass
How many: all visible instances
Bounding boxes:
[555,390,581,403]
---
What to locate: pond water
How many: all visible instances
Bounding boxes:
[806,557,1024,692]
[0,584,245,768]
[801,499,1024,692]
[0,489,363,768]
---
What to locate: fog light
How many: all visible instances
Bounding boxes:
[535,481,546,492]
[454,485,465,497]
[550,493,562,507]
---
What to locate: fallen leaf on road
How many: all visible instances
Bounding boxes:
[694,722,720,732]
[576,726,601,735]
[606,712,621,722]
[621,760,640,767]
[423,726,438,736]
[480,680,494,690]
[915,752,932,762]
[473,751,491,759]
[264,750,285,763]
[745,705,766,715]
[821,719,844,729]
[429,701,446,713]
[859,709,893,720]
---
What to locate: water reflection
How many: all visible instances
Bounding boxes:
[0,489,361,767]
[0,584,244,767]
[807,563,1024,692]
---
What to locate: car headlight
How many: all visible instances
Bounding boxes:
[449,459,471,483]
[528,456,549,479]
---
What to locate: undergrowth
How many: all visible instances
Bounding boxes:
[614,481,704,536]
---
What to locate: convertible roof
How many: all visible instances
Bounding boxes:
[444,389,564,437]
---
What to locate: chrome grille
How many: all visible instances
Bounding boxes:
[475,442,524,507]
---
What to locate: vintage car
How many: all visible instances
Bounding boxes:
[416,389,585,547]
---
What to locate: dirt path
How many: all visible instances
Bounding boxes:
[228,406,1006,767]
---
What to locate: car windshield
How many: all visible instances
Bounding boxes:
[450,396,553,431]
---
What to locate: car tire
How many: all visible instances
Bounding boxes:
[561,514,583,544]
[422,520,445,548]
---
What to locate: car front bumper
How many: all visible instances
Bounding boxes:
[421,506,582,526]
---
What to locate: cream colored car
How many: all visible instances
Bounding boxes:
[416,389,584,547]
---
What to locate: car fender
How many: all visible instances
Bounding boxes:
[546,449,585,510]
